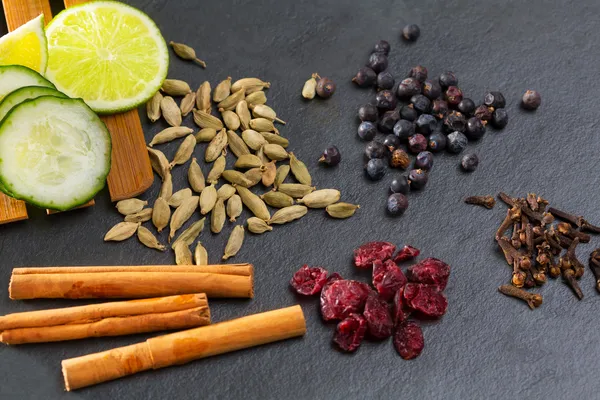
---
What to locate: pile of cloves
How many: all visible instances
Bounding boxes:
[496,192,600,307]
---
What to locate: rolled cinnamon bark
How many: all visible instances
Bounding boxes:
[9,265,253,299]
[0,294,207,330]
[0,294,210,345]
[1,307,209,345]
[62,305,306,391]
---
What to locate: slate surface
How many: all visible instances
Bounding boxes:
[1,0,600,399]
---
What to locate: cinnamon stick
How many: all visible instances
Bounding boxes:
[9,264,253,299]
[61,305,306,391]
[0,294,210,344]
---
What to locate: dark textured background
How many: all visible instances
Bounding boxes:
[2,0,600,398]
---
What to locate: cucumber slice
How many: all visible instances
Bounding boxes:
[0,96,111,210]
[0,65,55,102]
[0,86,67,123]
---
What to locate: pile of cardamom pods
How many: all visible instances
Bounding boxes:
[104,74,359,264]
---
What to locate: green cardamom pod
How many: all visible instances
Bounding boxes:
[147,147,170,181]
[205,129,228,162]
[244,167,263,187]
[261,161,277,187]
[326,202,360,219]
[223,225,245,260]
[199,184,218,215]
[169,134,196,168]
[124,208,153,223]
[169,41,206,68]
[149,126,193,147]
[137,225,166,251]
[226,130,250,158]
[116,198,148,215]
[194,242,209,265]
[261,191,294,208]
[236,186,270,221]
[236,100,251,131]
[222,170,253,187]
[245,91,267,106]
[234,154,263,169]
[289,152,311,185]
[263,144,288,161]
[268,205,308,225]
[217,184,236,200]
[171,218,205,250]
[231,77,271,94]
[226,194,243,222]
[188,158,206,193]
[211,198,226,233]
[217,89,245,112]
[298,189,340,208]
[104,222,140,241]
[222,110,241,131]
[195,128,217,143]
[277,183,315,198]
[161,79,192,96]
[213,77,232,103]
[242,129,268,150]
[260,132,289,148]
[180,92,196,116]
[168,188,193,208]
[207,154,226,184]
[247,217,273,234]
[160,96,182,127]
[146,91,162,122]
[195,81,211,112]
[274,165,290,189]
[169,196,199,241]
[193,109,224,130]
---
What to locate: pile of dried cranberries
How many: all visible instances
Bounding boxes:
[290,241,450,359]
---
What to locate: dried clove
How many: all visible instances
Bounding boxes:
[465,195,496,209]
[556,222,591,243]
[562,269,584,300]
[526,193,539,211]
[548,207,600,233]
[498,285,543,310]
[589,249,600,293]
[496,209,513,240]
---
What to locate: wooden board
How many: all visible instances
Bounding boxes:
[62,0,154,202]
[0,0,52,224]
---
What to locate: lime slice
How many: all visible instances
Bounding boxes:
[0,15,48,74]
[0,96,111,210]
[45,1,168,114]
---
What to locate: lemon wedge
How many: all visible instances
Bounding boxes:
[0,14,48,74]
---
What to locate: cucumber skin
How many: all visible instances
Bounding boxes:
[0,65,55,99]
[0,96,111,211]
[0,86,67,125]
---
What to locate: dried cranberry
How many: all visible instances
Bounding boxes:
[392,287,412,324]
[289,265,328,295]
[406,284,448,319]
[320,280,370,321]
[372,259,407,301]
[333,313,367,352]
[320,273,343,310]
[363,292,393,339]
[406,257,450,290]
[394,245,421,262]
[403,283,421,303]
[353,241,396,269]
[393,321,424,360]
